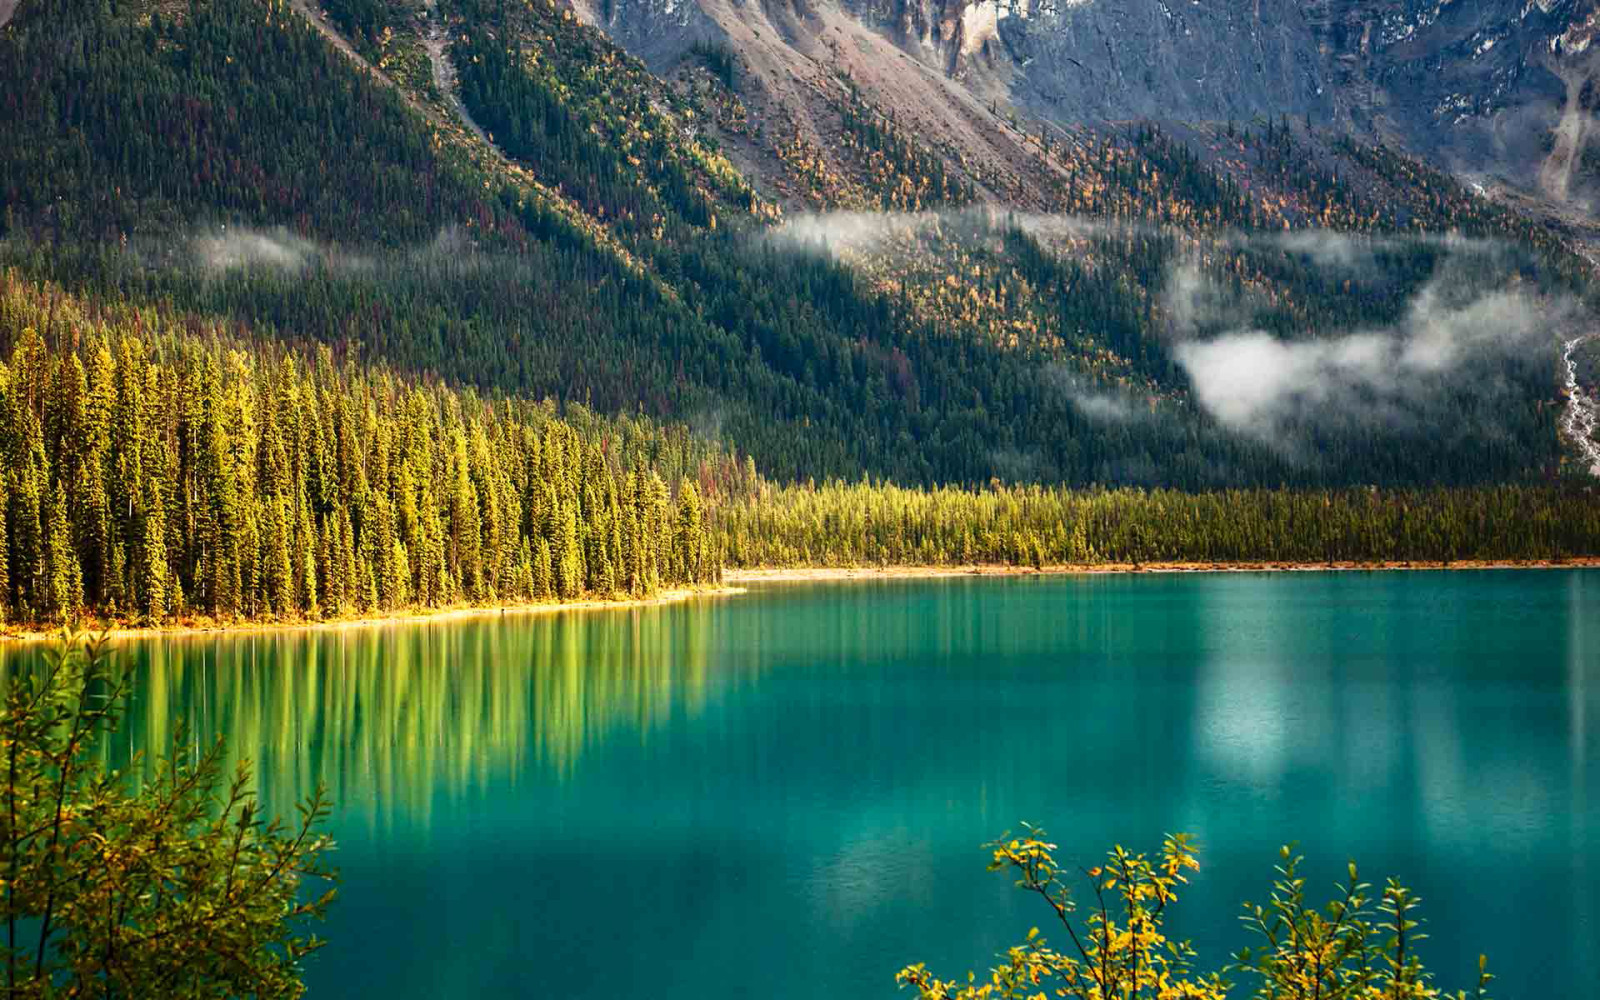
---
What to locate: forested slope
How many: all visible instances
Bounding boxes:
[1,0,1596,504]
[0,272,730,626]
[1,271,1594,634]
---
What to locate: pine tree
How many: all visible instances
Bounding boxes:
[296,497,318,616]
[316,512,341,615]
[11,417,46,615]
[373,493,399,609]
[675,480,704,584]
[238,491,261,616]
[416,470,448,606]
[139,476,170,624]
[447,432,483,601]
[340,504,359,613]
[109,340,145,572]
[0,474,9,624]
[513,538,535,600]
[533,538,554,599]
[68,349,113,605]
[644,471,669,592]
[622,470,645,596]
[42,483,82,622]
[388,540,412,608]
[556,509,583,599]
[263,497,293,615]
[195,356,241,616]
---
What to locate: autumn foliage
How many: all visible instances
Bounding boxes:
[899,828,1493,1000]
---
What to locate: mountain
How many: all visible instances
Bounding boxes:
[1,0,1596,494]
[582,0,1600,212]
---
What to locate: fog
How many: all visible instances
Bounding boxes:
[193,226,323,272]
[189,224,477,274]
[1172,278,1566,443]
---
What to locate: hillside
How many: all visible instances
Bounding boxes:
[584,0,1600,214]
[1,0,1597,493]
[2,268,1596,636]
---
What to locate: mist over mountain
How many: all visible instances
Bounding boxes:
[1,0,1597,490]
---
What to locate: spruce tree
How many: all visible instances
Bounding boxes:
[533,538,554,599]
[556,510,583,600]
[139,476,170,624]
[43,484,82,623]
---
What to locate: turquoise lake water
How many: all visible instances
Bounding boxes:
[8,570,1595,998]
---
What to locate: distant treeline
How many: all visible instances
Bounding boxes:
[716,480,1600,568]
[1,0,1584,493]
[0,272,1596,631]
[0,273,728,627]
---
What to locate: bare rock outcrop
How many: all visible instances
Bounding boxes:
[585,0,1600,203]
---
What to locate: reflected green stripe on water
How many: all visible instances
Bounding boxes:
[5,603,731,827]
[1,571,1594,999]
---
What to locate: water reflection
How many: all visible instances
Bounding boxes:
[1186,573,1598,839]
[0,602,725,829]
[1570,572,1595,991]
[0,573,1592,1000]
[1180,571,1598,991]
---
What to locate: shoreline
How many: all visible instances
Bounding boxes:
[8,556,1595,642]
[0,585,746,645]
[725,558,1600,583]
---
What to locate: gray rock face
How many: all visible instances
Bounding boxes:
[589,0,1600,199]
[1305,0,1588,172]
[1000,1,1334,125]
[573,0,726,69]
[1001,0,1593,168]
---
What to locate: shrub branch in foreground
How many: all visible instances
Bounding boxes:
[0,632,336,999]
[898,826,1493,1000]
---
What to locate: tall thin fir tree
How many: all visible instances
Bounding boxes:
[139,474,170,624]
[43,482,83,623]
[0,472,9,624]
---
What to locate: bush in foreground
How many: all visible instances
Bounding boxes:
[0,633,336,998]
[899,826,1492,1000]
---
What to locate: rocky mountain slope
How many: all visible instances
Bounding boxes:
[579,0,1600,212]
[2,0,1596,486]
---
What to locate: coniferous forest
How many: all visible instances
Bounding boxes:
[1,270,1596,630]
[0,273,723,627]
[2,0,1600,997]
[0,0,1596,630]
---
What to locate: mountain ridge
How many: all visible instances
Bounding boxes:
[578,0,1600,218]
[2,0,1597,490]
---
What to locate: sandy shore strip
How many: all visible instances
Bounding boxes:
[0,586,746,645]
[725,558,1600,583]
[8,556,1596,642]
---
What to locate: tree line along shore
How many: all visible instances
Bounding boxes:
[0,273,1597,637]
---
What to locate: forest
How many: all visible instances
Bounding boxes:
[716,479,1600,568]
[0,0,1595,632]
[3,0,1596,494]
[0,272,725,627]
[0,271,1595,631]
[1,3,1596,1000]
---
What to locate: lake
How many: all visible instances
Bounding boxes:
[7,570,1596,998]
